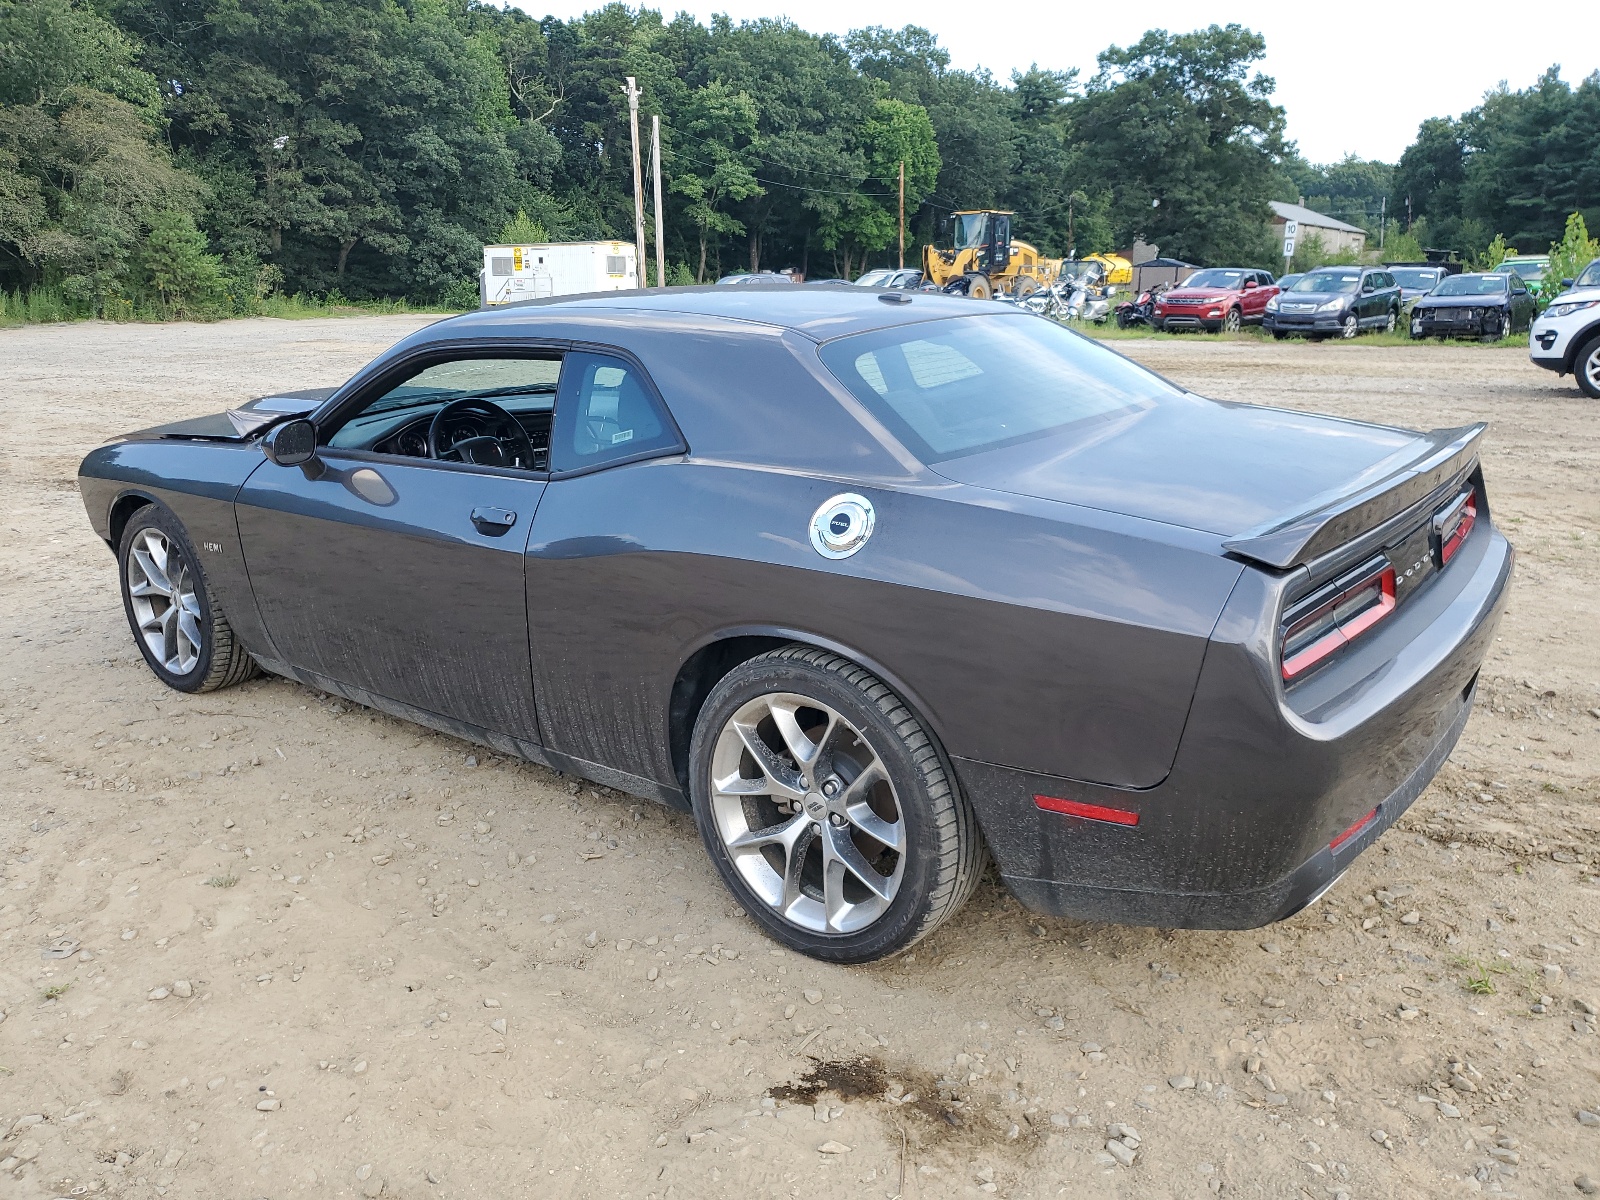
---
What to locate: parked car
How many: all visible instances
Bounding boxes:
[1530,274,1600,397]
[855,268,924,290]
[1409,273,1536,340]
[1387,264,1448,309]
[1551,257,1600,299]
[1493,256,1550,298]
[1152,267,1279,332]
[717,271,795,285]
[1263,267,1403,339]
[79,289,1511,961]
[1274,272,1303,292]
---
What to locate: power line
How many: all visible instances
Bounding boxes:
[669,148,897,197]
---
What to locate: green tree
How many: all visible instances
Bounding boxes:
[1547,212,1600,290]
[0,0,199,306]
[1071,24,1287,265]
[669,80,762,280]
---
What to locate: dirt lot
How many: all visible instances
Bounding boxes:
[2,317,1599,1200]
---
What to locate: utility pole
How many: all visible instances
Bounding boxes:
[898,161,905,269]
[624,77,646,288]
[1379,195,1386,251]
[651,113,666,288]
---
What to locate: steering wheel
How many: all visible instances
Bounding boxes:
[427,397,537,469]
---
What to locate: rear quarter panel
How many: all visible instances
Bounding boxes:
[526,457,1244,794]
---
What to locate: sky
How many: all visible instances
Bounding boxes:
[520,0,1600,165]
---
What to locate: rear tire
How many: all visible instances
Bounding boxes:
[1576,333,1600,399]
[688,645,984,963]
[118,504,258,693]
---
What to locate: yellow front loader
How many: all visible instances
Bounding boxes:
[921,211,1061,299]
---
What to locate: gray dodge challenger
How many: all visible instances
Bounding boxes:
[78,288,1512,961]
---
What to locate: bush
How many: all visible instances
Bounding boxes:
[1547,212,1599,292]
[139,211,225,316]
[499,210,547,244]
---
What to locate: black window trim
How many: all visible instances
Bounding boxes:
[302,336,688,482]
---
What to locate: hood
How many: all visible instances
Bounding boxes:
[1163,286,1238,300]
[126,388,337,442]
[929,394,1427,541]
[1413,292,1508,309]
[1275,290,1351,306]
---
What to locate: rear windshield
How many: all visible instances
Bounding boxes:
[1497,260,1544,281]
[818,314,1177,463]
[1390,268,1441,290]
[1435,274,1506,296]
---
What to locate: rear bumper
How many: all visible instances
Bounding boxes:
[956,520,1512,929]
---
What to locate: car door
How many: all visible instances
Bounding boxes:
[522,348,688,780]
[1243,272,1271,321]
[1362,271,1385,325]
[1509,278,1532,329]
[235,351,561,743]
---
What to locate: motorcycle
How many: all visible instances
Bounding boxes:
[1114,284,1164,329]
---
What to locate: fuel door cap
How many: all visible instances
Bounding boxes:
[810,493,875,560]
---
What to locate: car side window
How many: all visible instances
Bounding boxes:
[326,354,562,469]
[549,351,683,473]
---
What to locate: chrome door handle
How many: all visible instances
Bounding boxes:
[470,507,517,536]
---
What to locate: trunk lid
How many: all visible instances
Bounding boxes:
[930,396,1481,569]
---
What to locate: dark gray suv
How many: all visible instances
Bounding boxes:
[1264,267,1404,340]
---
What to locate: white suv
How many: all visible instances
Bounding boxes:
[1530,258,1600,397]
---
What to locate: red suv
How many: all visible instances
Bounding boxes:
[1153,268,1279,333]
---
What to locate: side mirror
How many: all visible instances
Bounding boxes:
[1361,281,1375,293]
[263,418,318,466]
[1562,277,1575,288]
[1244,279,1258,289]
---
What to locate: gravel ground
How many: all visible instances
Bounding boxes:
[1,316,1598,1200]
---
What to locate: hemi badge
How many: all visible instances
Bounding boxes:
[1033,795,1140,827]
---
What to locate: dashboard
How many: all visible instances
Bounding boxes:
[352,405,553,470]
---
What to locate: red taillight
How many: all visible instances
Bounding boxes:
[1033,795,1140,826]
[1329,808,1377,853]
[1280,559,1397,681]
[1434,488,1477,566]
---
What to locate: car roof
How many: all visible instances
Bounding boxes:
[430,285,991,343]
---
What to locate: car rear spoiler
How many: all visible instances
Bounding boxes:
[1222,423,1486,570]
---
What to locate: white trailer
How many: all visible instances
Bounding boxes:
[479,240,639,306]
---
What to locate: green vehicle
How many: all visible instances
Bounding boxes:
[1493,255,1551,297]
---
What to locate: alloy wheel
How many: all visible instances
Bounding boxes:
[1384,309,1397,333]
[1341,314,1359,339]
[1223,309,1241,333]
[707,692,906,935]
[125,528,202,675]
[1585,344,1600,395]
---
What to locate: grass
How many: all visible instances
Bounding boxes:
[206,873,239,888]
[41,982,71,1001]
[1452,955,1512,996]
[1,284,457,329]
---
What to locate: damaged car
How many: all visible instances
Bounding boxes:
[80,288,1512,962]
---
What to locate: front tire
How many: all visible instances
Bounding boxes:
[689,645,984,963]
[1576,333,1600,399]
[1340,313,1359,339]
[1222,307,1242,333]
[118,504,257,693]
